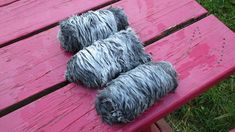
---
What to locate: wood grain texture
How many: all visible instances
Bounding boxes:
[0,0,207,46]
[109,0,207,43]
[125,15,235,131]
[0,0,206,111]
[0,0,113,46]
[0,27,70,111]
[1,15,234,131]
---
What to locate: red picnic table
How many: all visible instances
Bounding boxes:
[0,0,234,131]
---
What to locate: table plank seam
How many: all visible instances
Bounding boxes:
[0,81,68,117]
[144,13,208,45]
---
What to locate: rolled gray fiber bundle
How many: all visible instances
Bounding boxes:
[58,7,129,53]
[95,61,178,124]
[65,27,151,88]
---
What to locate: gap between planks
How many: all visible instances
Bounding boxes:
[0,81,68,117]
[145,13,208,46]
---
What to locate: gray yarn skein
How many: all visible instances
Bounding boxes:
[66,27,151,88]
[58,7,129,53]
[95,61,178,124]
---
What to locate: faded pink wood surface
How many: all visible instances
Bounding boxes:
[0,0,207,46]
[0,0,206,111]
[127,15,235,131]
[1,15,234,131]
[0,0,18,7]
[110,0,207,43]
[0,0,112,45]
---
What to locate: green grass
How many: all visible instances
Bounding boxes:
[166,1,235,131]
[197,0,235,31]
[166,75,235,131]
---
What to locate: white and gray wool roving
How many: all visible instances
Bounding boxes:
[95,61,178,124]
[65,28,151,88]
[58,7,129,53]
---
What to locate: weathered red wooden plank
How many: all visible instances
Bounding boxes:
[0,0,206,46]
[0,0,18,7]
[1,15,234,131]
[0,0,113,46]
[0,84,97,131]
[117,0,207,42]
[0,26,68,111]
[0,0,206,111]
[53,17,235,132]
[109,0,207,43]
[131,16,235,131]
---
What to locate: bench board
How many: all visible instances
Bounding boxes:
[0,0,206,111]
[0,0,113,46]
[0,0,206,46]
[0,15,234,131]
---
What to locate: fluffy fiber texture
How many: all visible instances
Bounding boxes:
[65,28,151,88]
[58,7,129,53]
[95,61,178,124]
